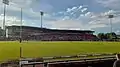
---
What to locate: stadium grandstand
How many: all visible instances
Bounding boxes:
[5,25,98,41]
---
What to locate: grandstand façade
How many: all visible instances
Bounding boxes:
[6,25,97,41]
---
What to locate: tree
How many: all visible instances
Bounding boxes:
[111,32,117,39]
[105,33,111,39]
[104,32,117,40]
[0,28,4,36]
[98,32,117,41]
[97,33,105,40]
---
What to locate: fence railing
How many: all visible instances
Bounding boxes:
[0,53,117,67]
[21,56,116,67]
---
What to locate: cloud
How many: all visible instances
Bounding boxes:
[81,8,88,12]
[1,0,120,33]
[47,20,90,30]
[58,12,64,14]
[66,7,78,13]
[80,14,84,17]
[0,0,37,18]
[66,5,84,14]
[54,5,90,21]
[45,5,115,30]
[115,30,120,34]
[0,0,53,22]
[51,5,83,21]
[85,12,92,17]
[0,15,23,28]
[0,14,39,29]
[96,0,120,9]
[87,10,120,33]
[78,6,83,9]
[62,16,70,20]
[90,24,107,29]
[9,0,33,8]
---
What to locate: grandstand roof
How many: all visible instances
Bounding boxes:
[6,25,94,33]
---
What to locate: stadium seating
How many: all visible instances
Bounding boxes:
[1,26,98,41]
[20,33,97,41]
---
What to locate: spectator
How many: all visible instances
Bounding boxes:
[113,54,120,67]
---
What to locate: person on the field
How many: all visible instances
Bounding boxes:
[113,54,120,67]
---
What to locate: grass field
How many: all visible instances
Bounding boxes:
[0,41,120,62]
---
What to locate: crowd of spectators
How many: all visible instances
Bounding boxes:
[0,33,98,41]
[19,33,98,41]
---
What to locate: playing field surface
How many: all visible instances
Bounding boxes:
[0,41,120,62]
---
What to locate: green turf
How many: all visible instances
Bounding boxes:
[0,41,120,62]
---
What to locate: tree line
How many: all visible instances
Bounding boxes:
[97,32,118,41]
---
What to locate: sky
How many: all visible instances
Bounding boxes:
[0,0,120,34]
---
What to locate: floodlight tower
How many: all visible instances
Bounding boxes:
[2,0,9,38]
[19,8,23,43]
[108,15,114,33]
[40,11,44,28]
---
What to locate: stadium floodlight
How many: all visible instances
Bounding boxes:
[2,0,9,38]
[40,11,44,28]
[108,15,114,33]
[20,8,23,43]
[3,0,9,5]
